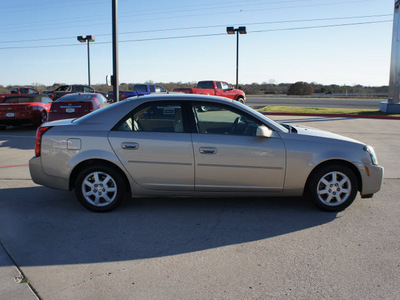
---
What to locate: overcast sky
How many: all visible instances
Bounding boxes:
[0,0,395,86]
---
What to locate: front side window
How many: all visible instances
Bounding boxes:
[115,102,184,133]
[221,82,232,90]
[192,102,261,136]
[155,86,166,93]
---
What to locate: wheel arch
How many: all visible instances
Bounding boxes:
[69,159,131,195]
[304,159,362,196]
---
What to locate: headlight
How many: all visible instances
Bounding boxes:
[363,145,378,165]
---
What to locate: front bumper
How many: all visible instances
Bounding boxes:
[361,164,384,196]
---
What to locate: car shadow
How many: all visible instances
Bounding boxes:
[0,125,36,150]
[0,186,337,267]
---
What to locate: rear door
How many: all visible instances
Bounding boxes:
[108,101,194,191]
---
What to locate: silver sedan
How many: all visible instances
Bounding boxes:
[29,94,383,212]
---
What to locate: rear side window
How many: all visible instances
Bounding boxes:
[41,97,52,103]
[84,86,94,92]
[197,81,214,89]
[114,102,185,133]
[133,85,147,93]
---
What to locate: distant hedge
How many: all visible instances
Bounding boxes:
[287,82,314,96]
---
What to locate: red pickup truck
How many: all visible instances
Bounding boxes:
[173,81,246,103]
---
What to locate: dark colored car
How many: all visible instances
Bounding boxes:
[0,87,40,102]
[43,85,96,100]
[0,95,52,129]
[48,93,109,121]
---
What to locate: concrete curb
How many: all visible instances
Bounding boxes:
[261,112,400,120]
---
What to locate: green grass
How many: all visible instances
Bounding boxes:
[258,106,399,117]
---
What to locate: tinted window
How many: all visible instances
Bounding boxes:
[56,86,71,92]
[84,86,93,92]
[216,82,222,89]
[133,85,148,93]
[192,102,261,136]
[149,85,155,93]
[29,89,39,94]
[197,81,214,89]
[4,96,41,103]
[115,102,184,133]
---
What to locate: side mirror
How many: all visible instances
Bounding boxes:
[256,125,273,138]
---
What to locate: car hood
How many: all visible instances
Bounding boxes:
[290,124,361,144]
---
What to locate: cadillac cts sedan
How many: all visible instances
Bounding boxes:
[48,93,108,121]
[29,94,383,212]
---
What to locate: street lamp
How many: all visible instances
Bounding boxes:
[226,26,246,89]
[77,35,95,86]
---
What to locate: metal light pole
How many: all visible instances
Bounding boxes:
[381,0,400,113]
[227,26,246,89]
[112,0,119,102]
[77,35,95,86]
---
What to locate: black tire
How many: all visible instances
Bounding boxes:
[75,164,126,212]
[40,110,48,124]
[237,97,245,104]
[307,164,358,212]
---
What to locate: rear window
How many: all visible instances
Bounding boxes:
[56,94,96,102]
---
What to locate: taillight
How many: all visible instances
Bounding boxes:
[35,126,52,157]
[52,92,56,99]
[121,93,126,100]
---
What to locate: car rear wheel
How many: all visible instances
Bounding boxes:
[75,165,126,212]
[307,164,358,212]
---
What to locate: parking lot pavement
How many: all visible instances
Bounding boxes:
[0,117,399,300]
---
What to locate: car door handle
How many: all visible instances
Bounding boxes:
[199,147,217,154]
[121,142,139,150]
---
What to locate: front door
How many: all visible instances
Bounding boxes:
[190,102,286,192]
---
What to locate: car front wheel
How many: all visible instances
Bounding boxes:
[307,164,358,212]
[75,165,126,212]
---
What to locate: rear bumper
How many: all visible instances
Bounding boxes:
[29,156,70,191]
[0,112,40,125]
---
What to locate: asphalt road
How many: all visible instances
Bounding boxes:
[246,96,384,109]
[0,117,399,300]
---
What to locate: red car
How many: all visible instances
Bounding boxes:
[0,95,52,129]
[48,93,109,121]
